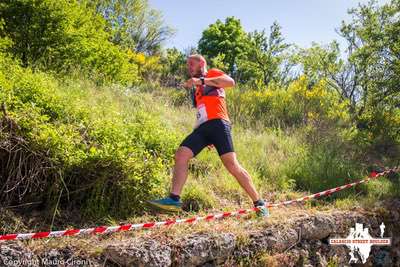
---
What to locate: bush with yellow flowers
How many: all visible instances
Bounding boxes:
[227,76,351,130]
[127,50,163,82]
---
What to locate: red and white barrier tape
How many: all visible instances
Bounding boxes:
[0,167,398,241]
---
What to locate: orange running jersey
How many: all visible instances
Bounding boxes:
[194,68,231,127]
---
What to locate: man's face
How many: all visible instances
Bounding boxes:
[187,58,202,77]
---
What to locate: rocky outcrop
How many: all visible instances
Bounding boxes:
[1,199,399,267]
[106,239,172,267]
[103,200,400,267]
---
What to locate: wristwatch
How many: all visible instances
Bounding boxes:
[200,76,205,85]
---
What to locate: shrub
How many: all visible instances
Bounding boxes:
[0,0,139,85]
[227,76,350,129]
[0,58,179,220]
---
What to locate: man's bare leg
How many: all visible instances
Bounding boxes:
[220,152,260,202]
[171,146,193,195]
[146,146,193,212]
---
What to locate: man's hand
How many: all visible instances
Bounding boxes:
[183,78,201,89]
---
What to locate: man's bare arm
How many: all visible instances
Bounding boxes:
[204,74,235,88]
[183,74,235,89]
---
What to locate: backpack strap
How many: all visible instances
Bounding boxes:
[203,84,219,95]
[190,84,196,108]
[189,76,222,108]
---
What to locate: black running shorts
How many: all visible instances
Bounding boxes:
[180,119,234,157]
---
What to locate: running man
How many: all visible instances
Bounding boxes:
[147,54,269,217]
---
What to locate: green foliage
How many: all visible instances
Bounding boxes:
[355,106,400,153]
[362,176,400,201]
[0,0,139,84]
[327,257,340,267]
[91,0,175,55]
[228,76,350,129]
[291,41,342,85]
[199,18,292,86]
[339,0,400,149]
[237,22,290,87]
[0,20,11,51]
[198,17,249,74]
[160,48,187,86]
[228,127,303,193]
[127,49,163,81]
[0,59,180,219]
[283,139,362,194]
[181,181,216,212]
[209,53,229,73]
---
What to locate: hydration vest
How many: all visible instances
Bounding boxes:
[190,76,221,108]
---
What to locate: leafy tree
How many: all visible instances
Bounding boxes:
[209,53,229,73]
[237,22,290,87]
[338,0,400,149]
[290,41,350,104]
[0,0,139,84]
[339,0,400,113]
[90,0,175,55]
[198,19,291,87]
[160,48,187,86]
[198,17,248,75]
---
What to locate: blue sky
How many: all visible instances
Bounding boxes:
[149,0,389,52]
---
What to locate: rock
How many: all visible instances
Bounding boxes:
[172,233,235,266]
[247,227,299,253]
[104,239,172,267]
[298,214,335,240]
[273,250,305,267]
[39,247,92,267]
[285,249,307,267]
[0,243,38,267]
